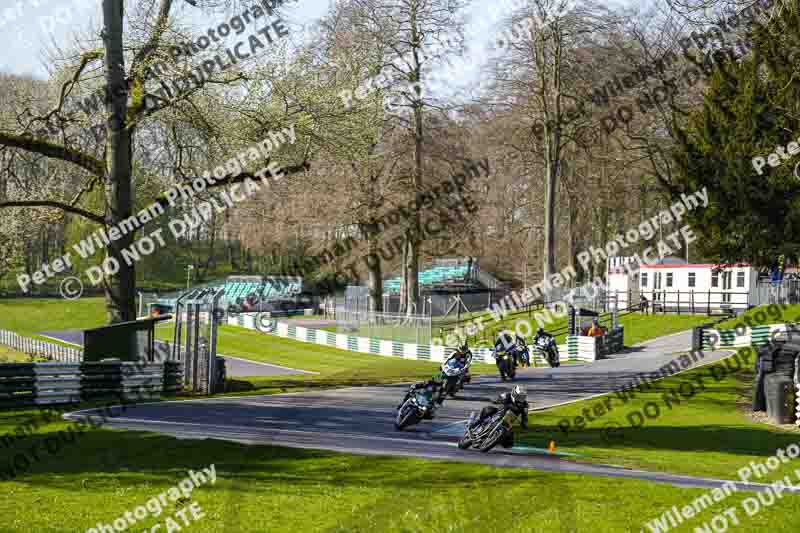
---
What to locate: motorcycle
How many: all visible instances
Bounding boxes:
[533,336,560,368]
[493,347,516,381]
[516,343,531,367]
[438,357,469,402]
[458,408,520,452]
[395,388,435,430]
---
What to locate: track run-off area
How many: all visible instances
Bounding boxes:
[65,330,793,493]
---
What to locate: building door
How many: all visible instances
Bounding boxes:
[722,271,732,303]
[654,272,662,300]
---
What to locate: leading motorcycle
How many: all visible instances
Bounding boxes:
[458,408,520,453]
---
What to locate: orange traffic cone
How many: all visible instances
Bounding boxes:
[548,440,556,453]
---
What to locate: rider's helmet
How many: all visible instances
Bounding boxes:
[511,385,527,405]
[537,326,545,336]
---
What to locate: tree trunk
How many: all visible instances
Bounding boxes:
[398,241,407,314]
[543,157,558,283]
[366,237,383,313]
[102,0,136,323]
[567,192,577,287]
[403,229,419,315]
[402,0,424,317]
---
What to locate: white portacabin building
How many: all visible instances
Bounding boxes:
[606,256,759,312]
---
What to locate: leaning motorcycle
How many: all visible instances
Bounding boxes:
[458,408,519,452]
[395,388,435,430]
[533,336,560,368]
[438,358,469,402]
[493,348,516,381]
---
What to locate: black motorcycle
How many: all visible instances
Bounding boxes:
[492,347,516,381]
[458,408,519,453]
[395,388,435,430]
[533,336,560,368]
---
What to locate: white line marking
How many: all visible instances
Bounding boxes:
[219,354,319,374]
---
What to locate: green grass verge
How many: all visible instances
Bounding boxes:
[2,403,800,532]
[520,347,800,482]
[716,304,800,330]
[0,298,108,339]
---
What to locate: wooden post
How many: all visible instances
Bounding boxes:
[707,289,711,316]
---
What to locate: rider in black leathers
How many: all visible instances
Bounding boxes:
[397,375,444,415]
[470,385,529,448]
[494,332,527,368]
[533,326,553,346]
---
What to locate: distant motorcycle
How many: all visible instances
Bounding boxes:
[458,408,519,453]
[516,343,531,367]
[493,347,516,381]
[395,388,435,430]
[533,336,560,368]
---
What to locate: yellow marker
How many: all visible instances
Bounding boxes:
[548,440,556,453]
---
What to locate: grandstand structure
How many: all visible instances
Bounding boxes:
[382,257,510,316]
[144,275,305,317]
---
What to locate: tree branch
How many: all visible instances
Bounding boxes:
[0,133,106,177]
[150,161,312,208]
[0,200,105,224]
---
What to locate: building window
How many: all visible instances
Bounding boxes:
[688,272,696,288]
[737,271,745,288]
[711,272,719,288]
[666,273,673,287]
[641,273,648,287]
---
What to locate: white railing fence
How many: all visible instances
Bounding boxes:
[0,329,83,363]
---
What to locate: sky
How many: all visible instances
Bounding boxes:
[0,0,515,92]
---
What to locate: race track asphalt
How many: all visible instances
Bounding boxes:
[65,331,792,493]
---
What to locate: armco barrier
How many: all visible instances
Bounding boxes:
[226,313,590,364]
[0,362,168,407]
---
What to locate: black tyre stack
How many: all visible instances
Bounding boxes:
[754,330,800,424]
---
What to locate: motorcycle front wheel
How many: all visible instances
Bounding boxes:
[479,428,507,453]
[458,436,472,449]
[395,408,418,430]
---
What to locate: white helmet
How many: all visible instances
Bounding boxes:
[511,385,527,404]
